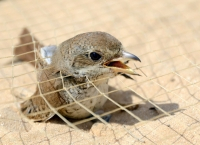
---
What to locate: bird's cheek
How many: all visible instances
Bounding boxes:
[101,67,117,78]
[72,55,95,68]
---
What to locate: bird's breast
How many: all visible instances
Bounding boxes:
[58,80,108,119]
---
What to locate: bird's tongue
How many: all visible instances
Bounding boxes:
[104,61,137,75]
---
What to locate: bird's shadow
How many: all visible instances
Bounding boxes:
[3,27,181,132]
[48,86,179,130]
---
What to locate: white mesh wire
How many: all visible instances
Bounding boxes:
[0,0,200,144]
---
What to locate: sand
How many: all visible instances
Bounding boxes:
[0,0,200,144]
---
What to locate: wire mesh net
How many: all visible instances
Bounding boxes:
[0,0,200,144]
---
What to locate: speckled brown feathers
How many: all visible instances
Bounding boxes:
[51,32,123,76]
[20,31,141,121]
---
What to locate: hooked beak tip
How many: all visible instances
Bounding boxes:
[134,56,141,62]
[122,51,141,62]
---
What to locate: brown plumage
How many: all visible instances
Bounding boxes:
[20,31,141,121]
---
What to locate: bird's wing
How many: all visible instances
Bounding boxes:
[40,45,57,64]
[20,45,67,122]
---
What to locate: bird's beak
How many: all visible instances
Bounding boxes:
[103,51,141,75]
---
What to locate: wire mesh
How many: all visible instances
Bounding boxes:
[0,0,200,144]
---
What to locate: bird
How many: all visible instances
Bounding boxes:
[20,31,141,122]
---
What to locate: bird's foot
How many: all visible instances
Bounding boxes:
[101,114,111,122]
[90,110,111,123]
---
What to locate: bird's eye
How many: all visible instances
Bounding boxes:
[90,52,102,61]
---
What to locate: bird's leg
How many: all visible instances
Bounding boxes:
[96,110,111,122]
[90,110,111,123]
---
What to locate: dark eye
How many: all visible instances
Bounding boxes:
[90,52,102,61]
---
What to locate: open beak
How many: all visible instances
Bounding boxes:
[103,51,141,75]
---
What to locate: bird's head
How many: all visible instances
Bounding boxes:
[41,32,141,81]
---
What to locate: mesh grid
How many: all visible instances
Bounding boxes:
[0,0,200,144]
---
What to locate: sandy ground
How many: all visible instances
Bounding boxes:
[0,0,200,144]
